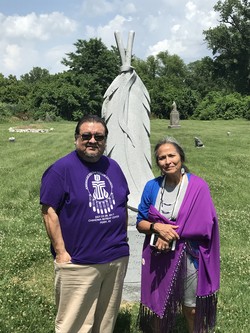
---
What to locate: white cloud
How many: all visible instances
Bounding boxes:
[143,0,219,62]
[2,43,39,74]
[171,24,181,33]
[85,15,130,48]
[185,1,218,30]
[143,14,161,32]
[122,3,137,15]
[1,12,77,40]
[185,1,197,20]
[45,44,74,73]
[147,39,186,57]
[0,11,77,77]
[81,0,115,17]
[3,44,22,70]
[81,0,137,17]
[0,0,220,76]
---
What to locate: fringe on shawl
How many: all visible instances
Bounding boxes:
[194,292,218,333]
[137,251,219,333]
[137,292,218,333]
[137,251,186,333]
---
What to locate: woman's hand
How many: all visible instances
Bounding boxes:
[154,236,171,252]
[154,223,179,243]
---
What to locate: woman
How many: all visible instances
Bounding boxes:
[136,137,220,333]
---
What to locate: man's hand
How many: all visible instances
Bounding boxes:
[55,251,71,264]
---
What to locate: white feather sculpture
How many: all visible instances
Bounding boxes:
[102,31,154,211]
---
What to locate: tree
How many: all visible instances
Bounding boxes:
[132,55,158,91]
[62,38,120,96]
[193,91,248,120]
[27,71,104,121]
[204,0,250,94]
[186,57,230,98]
[156,51,188,86]
[133,52,199,119]
[20,67,51,84]
[0,74,29,106]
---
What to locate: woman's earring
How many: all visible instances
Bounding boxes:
[181,167,185,175]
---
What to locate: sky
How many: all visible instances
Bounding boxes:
[0,0,220,78]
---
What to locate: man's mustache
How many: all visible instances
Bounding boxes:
[86,143,99,148]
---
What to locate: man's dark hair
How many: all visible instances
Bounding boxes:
[75,114,108,139]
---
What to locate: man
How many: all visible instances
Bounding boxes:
[40,114,130,333]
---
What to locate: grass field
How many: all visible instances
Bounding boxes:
[0,119,249,332]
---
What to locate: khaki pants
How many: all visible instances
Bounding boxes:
[54,256,129,333]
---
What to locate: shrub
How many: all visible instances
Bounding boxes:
[33,103,59,121]
[193,92,249,120]
[243,96,250,120]
[0,103,12,121]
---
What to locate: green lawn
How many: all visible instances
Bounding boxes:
[0,119,249,332]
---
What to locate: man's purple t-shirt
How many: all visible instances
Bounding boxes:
[40,151,130,264]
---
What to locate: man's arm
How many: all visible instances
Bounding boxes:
[41,205,71,263]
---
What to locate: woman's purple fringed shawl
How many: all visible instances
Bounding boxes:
[139,175,220,333]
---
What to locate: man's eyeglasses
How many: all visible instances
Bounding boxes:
[79,133,106,142]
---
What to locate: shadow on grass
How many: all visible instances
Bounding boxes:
[173,314,189,333]
[114,309,188,333]
[114,309,133,333]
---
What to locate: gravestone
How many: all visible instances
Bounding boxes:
[168,101,181,128]
[194,136,205,148]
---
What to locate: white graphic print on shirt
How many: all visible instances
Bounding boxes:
[85,172,115,214]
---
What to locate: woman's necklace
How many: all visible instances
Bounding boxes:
[159,172,184,220]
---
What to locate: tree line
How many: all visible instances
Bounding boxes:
[0,0,249,123]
